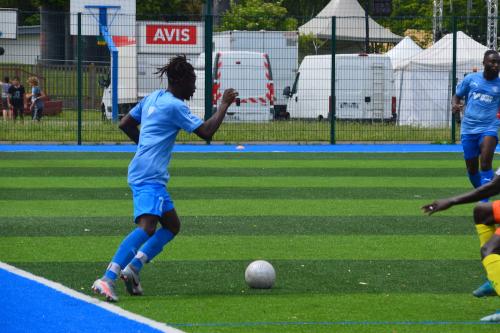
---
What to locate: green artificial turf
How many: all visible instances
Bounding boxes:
[0,151,498,333]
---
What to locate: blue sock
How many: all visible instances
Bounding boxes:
[104,228,149,280]
[479,169,494,203]
[480,169,494,186]
[129,227,175,272]
[468,172,482,188]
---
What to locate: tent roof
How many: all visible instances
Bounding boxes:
[387,36,422,60]
[298,0,402,42]
[401,31,488,69]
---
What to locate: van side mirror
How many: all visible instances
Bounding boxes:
[283,86,291,97]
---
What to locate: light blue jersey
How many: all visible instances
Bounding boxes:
[456,72,500,135]
[127,90,203,186]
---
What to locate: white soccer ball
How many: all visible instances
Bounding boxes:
[245,260,276,289]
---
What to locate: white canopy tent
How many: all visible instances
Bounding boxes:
[396,32,488,128]
[387,37,423,116]
[387,36,422,68]
[298,0,402,43]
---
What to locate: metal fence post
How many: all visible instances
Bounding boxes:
[330,16,337,145]
[451,16,457,144]
[204,1,213,144]
[77,12,82,145]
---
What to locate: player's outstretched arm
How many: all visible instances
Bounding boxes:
[194,89,238,140]
[119,113,140,144]
[422,175,500,215]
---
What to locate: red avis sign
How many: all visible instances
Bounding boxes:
[146,25,197,45]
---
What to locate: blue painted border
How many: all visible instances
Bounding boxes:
[0,267,168,333]
[0,144,479,153]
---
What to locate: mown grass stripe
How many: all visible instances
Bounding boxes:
[0,159,470,169]
[0,152,467,161]
[0,176,473,189]
[0,187,474,201]
[0,167,472,177]
[13,260,484,295]
[0,216,475,237]
[0,235,480,262]
[100,294,500,333]
[0,199,474,217]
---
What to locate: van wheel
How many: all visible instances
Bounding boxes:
[318,115,324,122]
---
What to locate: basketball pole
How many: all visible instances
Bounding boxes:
[85,5,120,122]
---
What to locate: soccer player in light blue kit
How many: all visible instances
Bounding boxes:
[92,56,238,302]
[452,50,500,297]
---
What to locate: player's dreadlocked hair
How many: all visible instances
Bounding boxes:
[484,49,499,60]
[155,55,195,85]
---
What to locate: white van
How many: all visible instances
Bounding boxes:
[284,54,396,121]
[188,51,275,122]
[213,31,298,115]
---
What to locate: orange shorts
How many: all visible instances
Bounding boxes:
[493,201,500,235]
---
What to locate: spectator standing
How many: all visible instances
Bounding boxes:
[1,77,11,120]
[26,77,45,121]
[7,77,26,121]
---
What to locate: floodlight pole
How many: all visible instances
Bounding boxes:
[487,0,498,50]
[433,0,443,42]
[204,0,213,145]
[364,0,370,53]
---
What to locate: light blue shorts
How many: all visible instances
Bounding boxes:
[130,184,174,223]
[461,132,498,160]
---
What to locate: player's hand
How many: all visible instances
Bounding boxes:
[421,199,453,215]
[221,89,238,106]
[451,102,463,114]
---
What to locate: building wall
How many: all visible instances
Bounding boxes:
[0,34,40,65]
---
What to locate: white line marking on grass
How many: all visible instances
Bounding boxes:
[0,262,185,333]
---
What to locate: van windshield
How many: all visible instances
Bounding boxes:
[291,72,300,95]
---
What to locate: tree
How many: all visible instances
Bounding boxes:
[137,0,203,20]
[219,0,297,31]
[281,0,330,23]
[380,0,488,45]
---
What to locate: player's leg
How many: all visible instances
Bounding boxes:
[92,217,154,302]
[473,202,499,297]
[92,186,161,301]
[462,134,481,188]
[128,209,178,272]
[480,217,500,321]
[123,214,178,294]
[121,187,178,295]
[481,233,500,321]
[478,134,497,187]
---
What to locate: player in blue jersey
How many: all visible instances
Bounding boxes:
[451,50,500,297]
[453,50,500,194]
[92,56,238,302]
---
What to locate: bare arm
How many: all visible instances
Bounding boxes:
[119,113,140,144]
[451,95,463,114]
[194,89,238,140]
[422,175,500,215]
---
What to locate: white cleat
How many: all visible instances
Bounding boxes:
[92,278,119,302]
[480,311,500,322]
[121,265,143,296]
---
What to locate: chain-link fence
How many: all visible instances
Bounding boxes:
[0,12,496,143]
